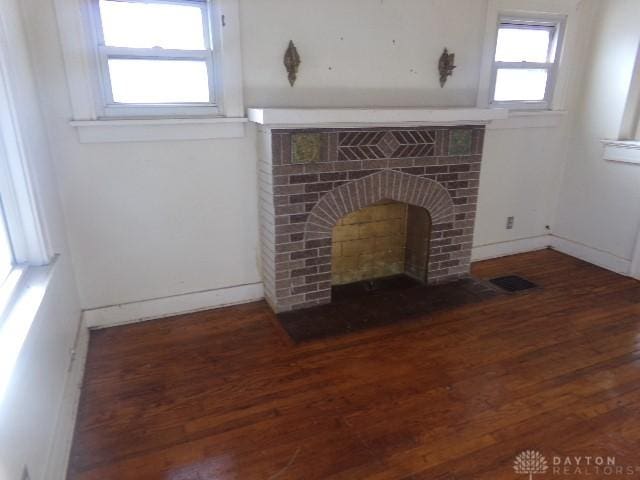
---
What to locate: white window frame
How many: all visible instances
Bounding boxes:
[620,44,640,141]
[53,0,246,141]
[602,43,640,165]
[489,15,566,110]
[90,0,222,118]
[0,18,52,323]
[0,63,50,269]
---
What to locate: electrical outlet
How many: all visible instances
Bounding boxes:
[506,216,515,230]
[21,466,30,480]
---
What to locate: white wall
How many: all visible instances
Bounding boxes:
[554,0,640,262]
[242,0,486,108]
[17,0,592,310]
[0,0,81,479]
[21,0,262,309]
[475,123,568,246]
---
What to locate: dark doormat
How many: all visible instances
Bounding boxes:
[489,275,538,293]
[277,275,502,343]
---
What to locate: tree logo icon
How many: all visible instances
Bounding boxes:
[513,450,548,479]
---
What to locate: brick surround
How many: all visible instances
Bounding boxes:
[258,125,485,313]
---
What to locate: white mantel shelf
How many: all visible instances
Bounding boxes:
[247,107,508,128]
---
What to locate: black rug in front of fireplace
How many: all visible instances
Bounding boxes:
[489,275,538,293]
[277,275,502,343]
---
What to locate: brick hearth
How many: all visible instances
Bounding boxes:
[258,126,485,313]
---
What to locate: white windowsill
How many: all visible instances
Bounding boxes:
[0,259,56,404]
[602,140,640,164]
[70,116,248,143]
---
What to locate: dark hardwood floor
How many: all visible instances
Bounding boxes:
[67,250,640,479]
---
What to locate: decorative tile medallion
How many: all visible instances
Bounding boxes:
[291,133,323,163]
[338,130,435,160]
[448,129,472,155]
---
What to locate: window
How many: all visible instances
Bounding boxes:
[0,40,51,322]
[621,45,640,141]
[92,0,220,117]
[0,140,27,320]
[0,147,19,304]
[0,142,26,320]
[0,205,13,288]
[490,17,565,109]
[602,44,640,164]
[56,0,245,140]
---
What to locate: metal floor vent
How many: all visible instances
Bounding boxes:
[489,275,538,293]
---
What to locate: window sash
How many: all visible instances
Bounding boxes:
[496,23,557,64]
[91,0,219,116]
[492,67,552,105]
[98,46,217,106]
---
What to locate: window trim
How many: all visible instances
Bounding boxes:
[602,38,640,164]
[0,14,53,331]
[0,24,51,267]
[489,15,566,110]
[619,43,640,141]
[476,1,580,114]
[54,0,245,139]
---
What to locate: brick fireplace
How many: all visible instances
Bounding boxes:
[252,108,500,313]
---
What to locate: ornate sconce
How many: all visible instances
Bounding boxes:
[284,40,301,87]
[438,48,456,87]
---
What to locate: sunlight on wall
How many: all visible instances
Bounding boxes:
[0,275,46,405]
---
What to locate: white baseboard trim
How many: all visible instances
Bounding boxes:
[549,235,632,275]
[472,235,552,261]
[471,234,634,277]
[83,282,264,329]
[44,318,89,480]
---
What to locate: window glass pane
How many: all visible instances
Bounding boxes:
[0,210,13,286]
[108,59,210,103]
[99,0,206,50]
[495,27,551,63]
[494,68,548,102]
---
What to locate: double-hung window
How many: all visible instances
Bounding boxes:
[0,140,30,320]
[0,140,22,312]
[0,136,32,320]
[491,16,565,109]
[93,0,220,117]
[0,202,13,290]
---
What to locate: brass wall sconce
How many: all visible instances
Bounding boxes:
[438,48,456,87]
[284,40,301,87]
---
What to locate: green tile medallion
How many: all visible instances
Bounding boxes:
[449,129,472,155]
[291,133,323,163]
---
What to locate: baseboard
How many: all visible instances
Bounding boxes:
[83,282,264,329]
[471,234,633,277]
[549,235,631,275]
[44,318,89,480]
[471,235,552,261]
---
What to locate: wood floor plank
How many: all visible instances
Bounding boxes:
[67,250,640,479]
